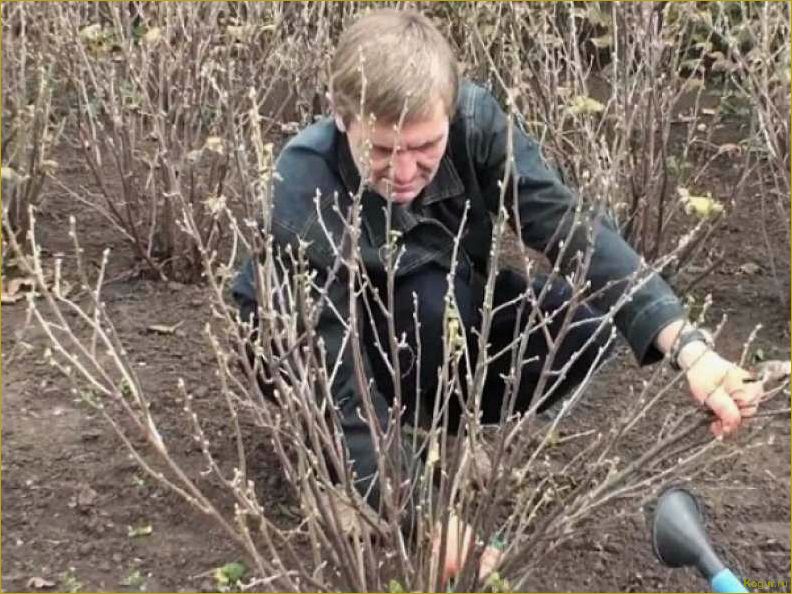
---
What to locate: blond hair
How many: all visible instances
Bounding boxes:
[330,9,458,125]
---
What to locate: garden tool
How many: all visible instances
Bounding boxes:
[652,487,748,593]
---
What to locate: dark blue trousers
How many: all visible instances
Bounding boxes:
[362,265,613,432]
[239,265,612,432]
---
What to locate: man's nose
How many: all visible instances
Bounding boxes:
[391,151,417,184]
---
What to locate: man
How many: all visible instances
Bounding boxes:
[233,8,762,582]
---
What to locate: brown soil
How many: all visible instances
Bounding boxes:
[2,126,790,592]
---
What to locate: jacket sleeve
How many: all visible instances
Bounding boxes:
[468,86,685,365]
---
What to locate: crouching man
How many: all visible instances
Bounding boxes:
[233,8,762,584]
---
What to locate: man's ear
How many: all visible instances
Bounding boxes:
[326,91,347,133]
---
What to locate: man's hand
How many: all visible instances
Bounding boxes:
[655,320,763,438]
[681,344,762,437]
[431,515,503,587]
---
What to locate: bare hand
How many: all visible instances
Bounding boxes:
[431,516,503,587]
[684,349,763,437]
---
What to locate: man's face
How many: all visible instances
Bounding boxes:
[343,98,449,205]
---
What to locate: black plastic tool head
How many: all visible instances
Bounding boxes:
[651,487,725,580]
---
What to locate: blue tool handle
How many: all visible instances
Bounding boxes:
[711,569,748,593]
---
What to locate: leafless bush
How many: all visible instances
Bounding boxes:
[715,2,790,307]
[3,2,789,591]
[11,2,776,284]
[6,102,786,592]
[1,3,64,264]
[435,2,743,285]
[14,2,346,281]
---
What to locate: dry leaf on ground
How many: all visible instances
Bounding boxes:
[738,262,761,275]
[26,577,56,589]
[147,321,185,335]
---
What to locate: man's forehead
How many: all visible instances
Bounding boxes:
[364,115,449,148]
[371,129,446,149]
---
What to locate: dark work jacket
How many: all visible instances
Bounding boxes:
[232,81,685,519]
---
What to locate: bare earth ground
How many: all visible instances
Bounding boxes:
[2,128,790,592]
